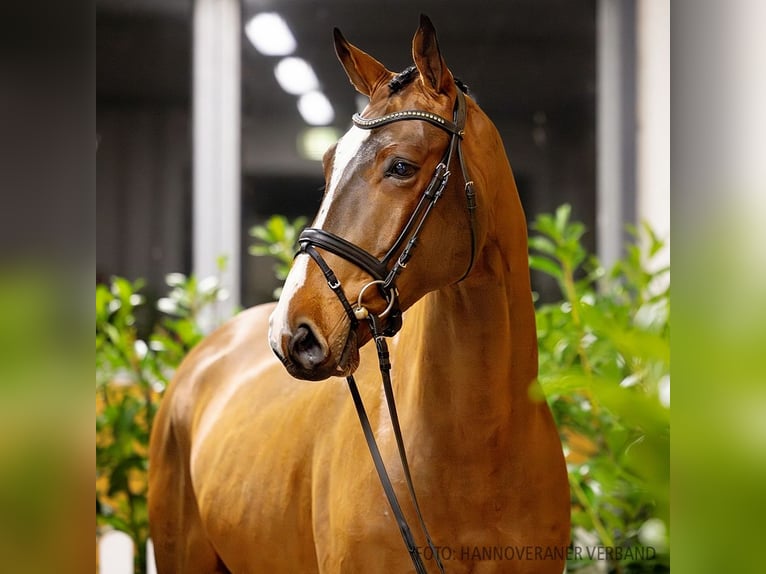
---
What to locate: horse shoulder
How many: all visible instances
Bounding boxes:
[148,305,277,573]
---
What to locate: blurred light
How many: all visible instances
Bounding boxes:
[638,518,668,552]
[658,375,670,407]
[297,91,335,126]
[298,127,341,161]
[274,57,319,95]
[245,12,296,56]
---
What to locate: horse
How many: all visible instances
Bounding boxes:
[148,15,570,573]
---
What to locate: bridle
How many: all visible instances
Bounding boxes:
[298,88,476,338]
[296,87,476,573]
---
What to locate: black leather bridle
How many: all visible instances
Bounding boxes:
[296,87,477,573]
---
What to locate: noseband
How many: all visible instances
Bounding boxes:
[296,87,477,574]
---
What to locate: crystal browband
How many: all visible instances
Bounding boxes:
[352,110,462,136]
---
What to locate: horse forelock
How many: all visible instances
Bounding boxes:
[389,66,419,93]
[388,65,469,96]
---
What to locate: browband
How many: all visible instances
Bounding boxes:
[352,109,462,136]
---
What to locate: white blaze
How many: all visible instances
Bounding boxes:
[314,125,370,227]
[269,125,370,350]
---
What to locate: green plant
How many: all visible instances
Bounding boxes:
[530,204,669,572]
[249,215,307,298]
[96,271,227,573]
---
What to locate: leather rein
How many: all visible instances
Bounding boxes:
[296,88,476,573]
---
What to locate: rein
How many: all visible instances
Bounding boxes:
[297,88,476,573]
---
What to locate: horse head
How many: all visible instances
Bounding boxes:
[269,15,490,381]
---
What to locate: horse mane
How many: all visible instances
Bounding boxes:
[388,65,470,95]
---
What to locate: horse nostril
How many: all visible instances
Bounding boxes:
[288,324,327,371]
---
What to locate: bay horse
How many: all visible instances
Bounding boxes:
[149,15,569,573]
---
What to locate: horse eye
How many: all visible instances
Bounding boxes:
[387,160,416,179]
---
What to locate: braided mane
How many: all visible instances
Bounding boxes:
[388,65,470,94]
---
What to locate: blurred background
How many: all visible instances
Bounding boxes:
[96,0,669,312]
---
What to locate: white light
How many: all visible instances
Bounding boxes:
[297,91,335,126]
[274,57,319,95]
[298,127,341,161]
[245,12,296,56]
[658,375,670,407]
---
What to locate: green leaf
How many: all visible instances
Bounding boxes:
[216,254,228,272]
[540,374,592,395]
[531,213,557,238]
[97,512,131,533]
[529,255,563,279]
[248,245,271,256]
[249,225,273,242]
[554,203,572,234]
[268,215,286,237]
[528,235,557,256]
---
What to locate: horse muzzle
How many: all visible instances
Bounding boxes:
[269,314,360,381]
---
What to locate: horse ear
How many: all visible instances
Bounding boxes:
[412,14,453,95]
[334,28,391,97]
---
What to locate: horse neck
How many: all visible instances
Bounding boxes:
[392,149,539,456]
